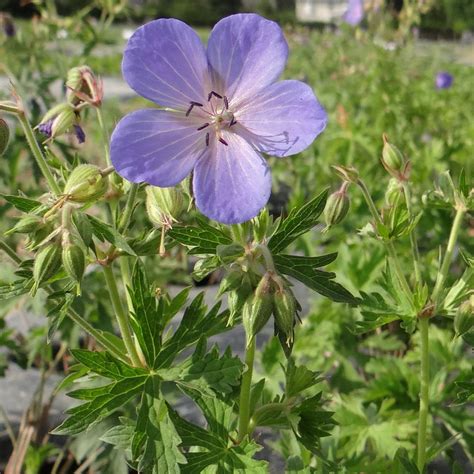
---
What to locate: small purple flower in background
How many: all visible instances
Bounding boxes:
[110,14,327,224]
[435,71,453,90]
[343,0,364,26]
[0,13,16,38]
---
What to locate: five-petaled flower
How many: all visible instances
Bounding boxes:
[111,14,327,224]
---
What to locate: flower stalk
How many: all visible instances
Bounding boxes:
[238,336,256,441]
[417,204,466,470]
[402,182,422,286]
[102,264,142,367]
[357,178,413,300]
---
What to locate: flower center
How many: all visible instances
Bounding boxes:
[185,91,237,147]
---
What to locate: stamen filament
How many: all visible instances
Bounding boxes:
[205,133,210,146]
[197,123,210,131]
[219,137,228,146]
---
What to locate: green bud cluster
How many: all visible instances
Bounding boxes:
[0,117,9,156]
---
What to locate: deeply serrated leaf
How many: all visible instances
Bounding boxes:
[274,254,357,304]
[87,215,136,256]
[269,189,328,253]
[168,220,232,255]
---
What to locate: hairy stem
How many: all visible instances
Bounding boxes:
[17,112,62,196]
[402,182,422,286]
[238,337,256,441]
[102,264,142,367]
[431,206,466,305]
[95,107,111,166]
[357,178,413,300]
[117,183,139,233]
[416,317,429,471]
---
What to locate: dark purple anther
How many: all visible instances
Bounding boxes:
[38,119,53,138]
[74,124,86,144]
[223,96,229,109]
[197,123,209,130]
[205,133,210,146]
[219,137,228,146]
[186,101,203,117]
[208,91,223,101]
[229,117,237,127]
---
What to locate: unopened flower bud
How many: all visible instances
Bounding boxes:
[0,117,9,156]
[385,178,403,206]
[217,270,244,297]
[454,297,474,338]
[273,283,297,345]
[62,241,86,293]
[38,104,77,141]
[64,164,108,203]
[381,134,410,181]
[146,186,185,228]
[32,243,62,295]
[66,66,103,107]
[332,165,359,184]
[243,272,275,343]
[7,215,42,235]
[324,182,350,229]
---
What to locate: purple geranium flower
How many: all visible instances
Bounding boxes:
[435,71,453,90]
[343,0,364,26]
[110,14,327,224]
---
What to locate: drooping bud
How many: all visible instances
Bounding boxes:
[66,66,103,107]
[31,243,62,295]
[242,272,275,344]
[381,134,410,181]
[145,186,185,228]
[63,164,108,203]
[332,165,359,184]
[62,239,86,294]
[324,182,350,230]
[0,117,9,156]
[454,297,473,338]
[273,281,297,346]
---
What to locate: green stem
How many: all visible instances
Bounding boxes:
[95,107,111,166]
[17,112,62,196]
[431,206,466,305]
[102,264,142,367]
[117,183,139,233]
[402,182,422,286]
[257,244,275,272]
[0,239,21,264]
[416,317,429,471]
[238,337,256,441]
[357,178,413,299]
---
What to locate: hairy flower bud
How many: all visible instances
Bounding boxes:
[146,186,185,228]
[454,297,474,338]
[381,134,410,181]
[324,182,350,229]
[66,66,103,107]
[217,270,244,297]
[64,164,108,203]
[332,165,359,184]
[242,272,275,344]
[7,215,42,235]
[32,243,62,295]
[38,104,78,141]
[62,241,86,293]
[385,178,403,207]
[273,283,297,345]
[0,117,9,156]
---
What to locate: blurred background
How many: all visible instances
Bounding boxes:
[0,1,472,473]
